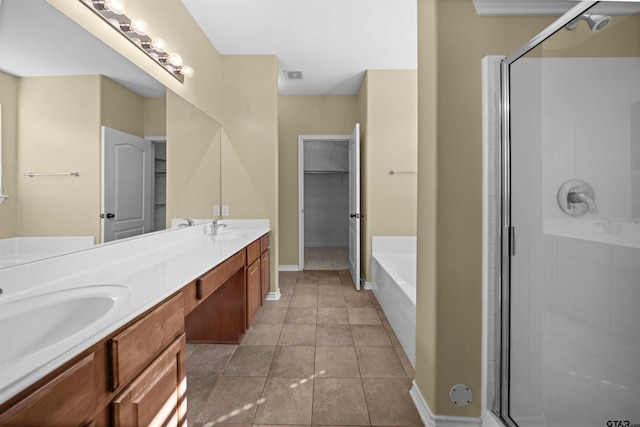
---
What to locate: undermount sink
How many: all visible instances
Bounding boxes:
[213,229,249,241]
[0,285,133,368]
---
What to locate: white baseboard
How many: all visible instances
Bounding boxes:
[265,288,281,301]
[410,381,482,427]
[279,265,301,272]
[363,280,374,290]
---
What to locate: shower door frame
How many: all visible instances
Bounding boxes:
[495,2,600,426]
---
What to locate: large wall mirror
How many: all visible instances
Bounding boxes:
[0,0,221,266]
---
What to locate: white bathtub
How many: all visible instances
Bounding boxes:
[0,236,95,268]
[371,236,416,368]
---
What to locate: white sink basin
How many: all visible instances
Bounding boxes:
[0,285,133,369]
[213,229,249,241]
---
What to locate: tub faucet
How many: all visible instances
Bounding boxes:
[211,219,227,235]
[567,190,598,215]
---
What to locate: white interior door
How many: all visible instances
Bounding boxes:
[102,127,153,242]
[348,123,361,290]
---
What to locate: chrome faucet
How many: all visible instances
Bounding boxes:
[179,218,195,228]
[567,190,598,215]
[211,219,227,235]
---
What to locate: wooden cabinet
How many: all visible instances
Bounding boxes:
[0,354,96,426]
[0,291,186,427]
[112,334,186,427]
[185,251,247,344]
[246,233,270,327]
[110,293,184,390]
[261,248,270,300]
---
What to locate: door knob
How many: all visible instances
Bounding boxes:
[101,213,115,219]
[350,213,360,218]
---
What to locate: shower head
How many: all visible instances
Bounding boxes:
[565,14,612,32]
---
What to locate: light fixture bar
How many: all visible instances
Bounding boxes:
[80,0,194,83]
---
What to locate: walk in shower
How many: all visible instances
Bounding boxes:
[488,1,640,426]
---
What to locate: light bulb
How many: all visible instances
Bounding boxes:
[130,19,148,36]
[130,37,142,47]
[104,0,126,15]
[181,65,194,78]
[168,53,183,67]
[150,38,167,53]
[107,18,121,28]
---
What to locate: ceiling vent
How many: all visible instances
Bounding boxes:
[285,70,304,80]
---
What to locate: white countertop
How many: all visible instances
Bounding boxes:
[0,219,270,405]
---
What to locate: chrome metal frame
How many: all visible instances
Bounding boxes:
[495,2,599,426]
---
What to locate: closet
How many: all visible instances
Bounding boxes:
[303,140,349,268]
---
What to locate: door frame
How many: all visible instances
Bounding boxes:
[297,134,351,271]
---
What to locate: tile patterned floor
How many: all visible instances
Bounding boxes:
[186,270,424,427]
[304,247,349,270]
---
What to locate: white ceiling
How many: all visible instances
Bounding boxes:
[181,0,417,95]
[2,1,639,98]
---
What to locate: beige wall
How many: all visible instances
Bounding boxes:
[0,71,20,238]
[415,0,555,417]
[47,0,223,122]
[101,76,145,137]
[278,95,358,266]
[17,75,102,239]
[222,55,279,291]
[144,97,168,137]
[359,70,418,281]
[166,90,221,224]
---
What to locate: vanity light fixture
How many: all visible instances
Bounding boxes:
[81,0,194,82]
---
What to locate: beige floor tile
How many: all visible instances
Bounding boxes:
[290,294,318,308]
[252,307,288,324]
[278,323,317,346]
[279,271,298,286]
[345,292,374,308]
[351,325,393,347]
[269,346,315,377]
[316,324,354,347]
[317,307,350,325]
[196,376,266,424]
[262,295,291,308]
[279,282,295,296]
[348,307,382,325]
[292,285,318,296]
[254,377,313,425]
[362,378,424,426]
[187,344,237,376]
[312,378,370,425]
[356,347,408,378]
[395,346,415,378]
[315,346,360,378]
[240,323,283,346]
[223,346,276,377]
[318,284,344,296]
[318,294,346,308]
[186,343,199,360]
[318,276,342,287]
[285,307,318,324]
[186,372,217,423]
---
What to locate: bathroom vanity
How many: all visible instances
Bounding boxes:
[0,220,270,426]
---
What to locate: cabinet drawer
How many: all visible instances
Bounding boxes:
[246,240,261,265]
[0,353,96,426]
[260,233,270,253]
[109,293,184,391]
[112,334,186,427]
[197,250,245,300]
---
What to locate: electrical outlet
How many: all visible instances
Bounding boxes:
[213,205,220,216]
[222,205,229,216]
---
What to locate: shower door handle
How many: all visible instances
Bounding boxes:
[510,226,516,256]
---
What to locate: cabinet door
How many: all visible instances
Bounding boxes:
[261,248,270,301]
[246,260,261,327]
[0,353,96,426]
[112,334,186,427]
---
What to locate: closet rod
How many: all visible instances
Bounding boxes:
[24,172,80,177]
[304,170,349,174]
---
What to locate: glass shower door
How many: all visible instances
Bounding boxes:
[500,2,640,426]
